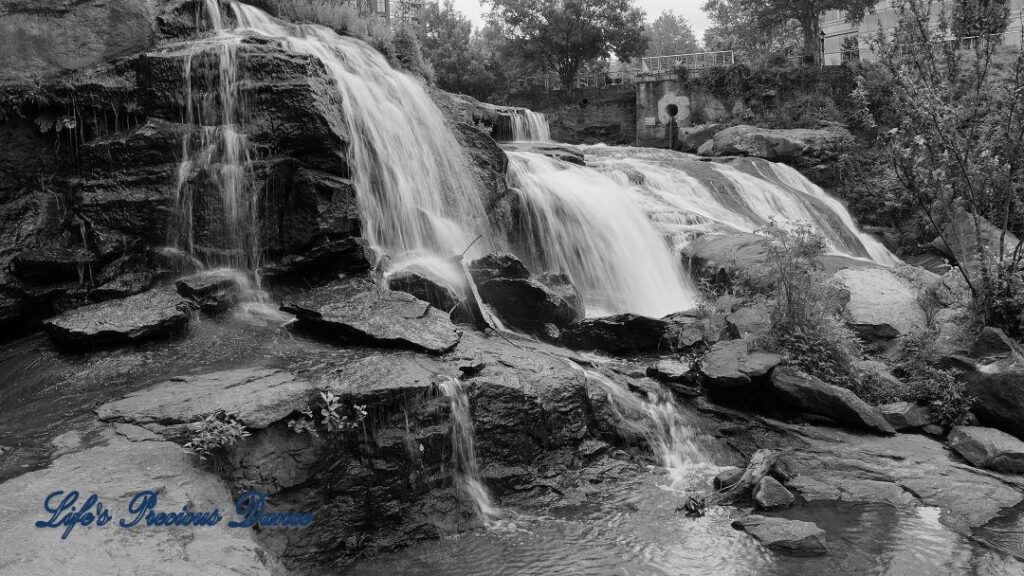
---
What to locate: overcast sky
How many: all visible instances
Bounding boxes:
[450,0,712,37]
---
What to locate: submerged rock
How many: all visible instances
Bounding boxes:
[387,265,461,312]
[43,288,190,349]
[281,279,462,355]
[769,367,895,435]
[948,425,1024,474]
[754,476,795,510]
[731,515,828,556]
[699,339,781,394]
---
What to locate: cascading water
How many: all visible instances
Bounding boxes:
[171,0,260,278]
[509,108,551,142]
[231,3,492,281]
[570,363,716,491]
[581,145,898,265]
[507,151,698,317]
[439,378,501,524]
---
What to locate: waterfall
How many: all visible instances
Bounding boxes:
[579,145,898,265]
[509,108,551,142]
[507,150,698,318]
[231,3,492,275]
[571,364,716,491]
[439,378,501,524]
[171,0,260,277]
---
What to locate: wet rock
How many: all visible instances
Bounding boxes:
[175,269,246,314]
[678,123,723,153]
[833,268,927,342]
[878,402,931,430]
[281,279,462,355]
[536,272,585,319]
[263,238,374,285]
[97,367,314,436]
[88,254,155,302]
[0,430,279,575]
[769,367,896,435]
[502,142,586,165]
[699,340,781,394]
[560,314,673,355]
[43,288,190,349]
[700,125,852,165]
[662,310,716,348]
[387,265,461,312]
[922,424,945,437]
[49,430,84,457]
[713,467,744,490]
[260,165,360,257]
[11,248,99,283]
[731,515,828,556]
[948,425,1024,474]
[647,359,691,383]
[468,253,530,283]
[754,476,795,510]
[477,278,581,334]
[785,475,841,501]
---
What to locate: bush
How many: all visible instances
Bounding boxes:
[184,411,251,460]
[391,22,434,81]
[893,330,975,426]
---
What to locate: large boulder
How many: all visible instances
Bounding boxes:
[175,269,247,314]
[42,288,190,349]
[699,125,853,164]
[281,279,462,355]
[948,425,1024,473]
[754,476,796,510]
[833,268,927,342]
[935,208,1021,277]
[699,339,781,395]
[769,367,896,435]
[730,515,828,556]
[387,265,461,312]
[476,277,581,334]
[536,272,585,319]
[468,252,530,283]
[956,355,1024,439]
[678,123,723,153]
[560,314,673,355]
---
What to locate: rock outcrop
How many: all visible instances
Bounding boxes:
[833,268,927,342]
[769,367,896,435]
[948,425,1024,473]
[731,515,828,556]
[281,279,462,355]
[42,288,190,349]
[699,124,853,165]
[387,265,462,312]
[699,339,781,395]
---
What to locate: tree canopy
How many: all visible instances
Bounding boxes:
[703,0,801,61]
[484,0,647,95]
[703,0,875,65]
[417,1,505,102]
[645,10,701,57]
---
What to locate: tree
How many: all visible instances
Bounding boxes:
[865,0,1024,333]
[952,0,1011,38]
[645,10,701,57]
[702,0,876,66]
[702,0,801,62]
[417,1,504,101]
[484,0,647,96]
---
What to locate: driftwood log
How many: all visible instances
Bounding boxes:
[683,449,780,516]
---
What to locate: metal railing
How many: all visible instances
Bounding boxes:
[639,51,736,74]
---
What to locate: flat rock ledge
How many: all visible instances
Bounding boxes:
[731,515,828,556]
[42,288,190,349]
[281,279,462,355]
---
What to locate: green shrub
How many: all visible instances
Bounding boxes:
[287,390,368,439]
[893,330,975,426]
[391,22,434,81]
[184,411,251,460]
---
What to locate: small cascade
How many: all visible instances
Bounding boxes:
[582,145,898,265]
[171,0,261,280]
[571,364,716,491]
[507,150,698,317]
[509,108,551,142]
[231,3,492,275]
[439,378,501,524]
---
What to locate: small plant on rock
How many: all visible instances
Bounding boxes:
[894,330,975,427]
[288,390,368,439]
[184,411,251,460]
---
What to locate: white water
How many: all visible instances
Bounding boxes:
[571,364,717,491]
[509,108,551,142]
[439,378,501,524]
[508,151,698,317]
[231,3,492,273]
[582,145,898,265]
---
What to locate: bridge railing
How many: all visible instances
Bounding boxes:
[639,51,736,74]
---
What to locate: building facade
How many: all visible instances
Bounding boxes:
[821,0,1024,65]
